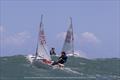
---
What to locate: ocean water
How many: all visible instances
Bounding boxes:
[0,55,120,80]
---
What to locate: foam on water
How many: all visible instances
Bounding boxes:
[63,67,81,74]
[26,54,35,63]
[0,55,120,80]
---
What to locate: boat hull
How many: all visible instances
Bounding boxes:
[33,59,52,69]
[26,54,51,68]
[26,54,64,69]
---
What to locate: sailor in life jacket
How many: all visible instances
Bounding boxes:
[52,51,67,65]
[50,48,56,55]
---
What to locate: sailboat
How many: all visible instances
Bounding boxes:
[27,16,74,68]
[62,17,74,56]
[27,15,52,67]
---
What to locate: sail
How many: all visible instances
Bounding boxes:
[62,17,74,55]
[36,15,51,61]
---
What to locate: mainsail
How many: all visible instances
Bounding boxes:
[62,17,74,55]
[35,15,51,61]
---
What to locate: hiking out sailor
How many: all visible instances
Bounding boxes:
[50,48,56,55]
[52,51,67,65]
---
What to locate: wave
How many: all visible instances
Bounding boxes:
[0,55,120,80]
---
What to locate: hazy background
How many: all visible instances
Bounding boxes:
[0,0,119,58]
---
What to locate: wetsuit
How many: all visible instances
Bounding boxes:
[50,50,56,55]
[52,55,67,65]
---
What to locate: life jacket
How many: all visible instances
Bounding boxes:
[59,55,67,63]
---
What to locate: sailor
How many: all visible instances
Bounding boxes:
[52,51,67,65]
[50,48,56,55]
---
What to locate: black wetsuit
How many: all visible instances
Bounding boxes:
[52,55,67,65]
[50,50,56,55]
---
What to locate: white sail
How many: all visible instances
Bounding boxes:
[62,17,74,55]
[35,15,51,61]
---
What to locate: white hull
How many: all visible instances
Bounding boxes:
[26,54,64,69]
[26,54,51,68]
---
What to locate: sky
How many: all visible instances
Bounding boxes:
[0,0,120,58]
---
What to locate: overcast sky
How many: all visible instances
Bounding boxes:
[0,0,120,58]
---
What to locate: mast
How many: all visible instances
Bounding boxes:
[70,17,74,56]
[35,15,51,60]
[62,17,74,56]
[39,14,46,45]
[35,15,43,57]
[40,14,43,25]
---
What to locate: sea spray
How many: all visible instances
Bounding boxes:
[0,55,120,80]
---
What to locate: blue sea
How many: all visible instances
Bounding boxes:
[0,55,120,80]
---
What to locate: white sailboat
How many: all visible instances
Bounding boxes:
[35,15,51,61]
[27,16,74,68]
[62,17,74,56]
[27,15,52,67]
